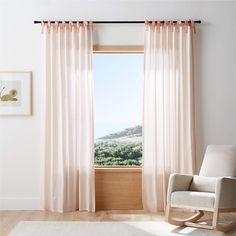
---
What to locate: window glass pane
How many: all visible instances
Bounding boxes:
[93,54,143,166]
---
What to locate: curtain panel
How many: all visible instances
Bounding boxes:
[142,21,196,212]
[42,21,95,212]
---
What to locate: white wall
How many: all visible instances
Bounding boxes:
[0,0,235,210]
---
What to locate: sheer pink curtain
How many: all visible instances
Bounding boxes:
[142,21,196,212]
[42,21,95,212]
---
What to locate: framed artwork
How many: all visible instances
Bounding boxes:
[0,72,32,116]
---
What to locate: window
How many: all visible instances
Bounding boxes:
[93,52,143,166]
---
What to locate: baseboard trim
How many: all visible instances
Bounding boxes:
[0,197,41,210]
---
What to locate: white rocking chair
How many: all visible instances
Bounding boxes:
[166,145,236,232]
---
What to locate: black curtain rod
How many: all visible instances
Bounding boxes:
[34,20,201,24]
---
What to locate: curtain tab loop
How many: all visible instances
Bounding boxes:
[69,21,73,32]
[184,20,188,33]
[47,21,51,33]
[89,21,93,30]
[177,20,181,32]
[55,21,59,32]
[145,20,149,31]
[41,21,45,34]
[170,20,173,32]
[191,20,196,34]
[151,20,155,29]
[61,21,66,31]
[84,21,88,27]
[157,20,161,30]
[76,21,80,29]
[164,21,168,32]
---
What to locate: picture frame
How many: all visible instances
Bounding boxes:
[0,71,32,116]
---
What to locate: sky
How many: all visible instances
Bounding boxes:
[93,53,144,132]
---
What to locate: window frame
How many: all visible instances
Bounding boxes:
[93,45,143,169]
[93,45,144,54]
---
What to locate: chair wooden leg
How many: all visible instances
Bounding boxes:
[166,206,235,232]
[213,209,235,233]
[212,208,219,229]
[165,203,171,221]
[165,204,204,227]
[165,204,184,226]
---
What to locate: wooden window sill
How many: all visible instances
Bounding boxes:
[95,167,142,173]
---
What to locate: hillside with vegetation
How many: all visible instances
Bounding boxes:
[95,125,142,166]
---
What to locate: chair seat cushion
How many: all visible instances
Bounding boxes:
[189,175,217,193]
[171,191,215,209]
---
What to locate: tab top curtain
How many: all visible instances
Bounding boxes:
[142,21,196,212]
[42,21,95,212]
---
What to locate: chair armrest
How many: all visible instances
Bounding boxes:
[167,173,193,204]
[214,177,236,209]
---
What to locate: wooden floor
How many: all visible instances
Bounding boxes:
[0,210,162,236]
[0,210,235,236]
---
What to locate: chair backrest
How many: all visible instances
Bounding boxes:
[199,145,236,177]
